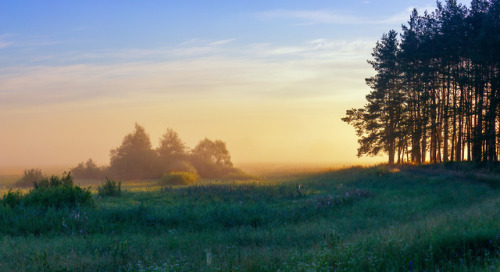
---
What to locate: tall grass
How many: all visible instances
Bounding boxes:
[97,178,122,197]
[0,165,499,271]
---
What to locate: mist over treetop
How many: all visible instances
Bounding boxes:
[72,123,246,180]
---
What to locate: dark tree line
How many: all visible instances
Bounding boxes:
[73,124,242,180]
[343,0,500,166]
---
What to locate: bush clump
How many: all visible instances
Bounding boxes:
[2,172,93,209]
[97,177,122,197]
[2,189,23,208]
[34,173,73,189]
[160,171,199,186]
[15,168,45,188]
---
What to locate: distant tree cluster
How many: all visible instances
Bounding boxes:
[343,0,500,166]
[72,124,242,180]
[15,168,45,187]
[72,159,105,179]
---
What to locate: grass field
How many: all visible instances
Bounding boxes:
[0,164,499,271]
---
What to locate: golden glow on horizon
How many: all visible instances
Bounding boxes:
[0,48,385,171]
[1,93,384,170]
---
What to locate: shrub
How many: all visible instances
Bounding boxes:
[2,172,93,209]
[97,178,122,197]
[15,168,45,188]
[160,171,199,186]
[2,189,23,208]
[34,172,73,189]
[25,185,93,209]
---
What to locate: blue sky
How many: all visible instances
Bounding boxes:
[0,0,452,66]
[0,0,472,170]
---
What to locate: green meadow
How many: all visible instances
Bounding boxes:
[0,164,499,271]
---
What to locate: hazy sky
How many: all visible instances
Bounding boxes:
[0,0,471,171]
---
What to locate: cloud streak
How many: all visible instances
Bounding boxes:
[0,34,12,49]
[0,38,373,112]
[257,5,439,25]
[258,10,361,25]
[210,38,236,46]
[5,37,374,67]
[378,5,436,24]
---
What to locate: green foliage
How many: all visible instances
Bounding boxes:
[112,240,129,269]
[25,185,93,209]
[2,189,23,208]
[97,178,122,197]
[2,172,93,209]
[34,172,74,189]
[15,168,45,188]
[160,171,199,186]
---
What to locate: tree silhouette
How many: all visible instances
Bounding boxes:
[72,158,104,179]
[157,128,187,169]
[343,0,500,167]
[343,30,402,164]
[190,138,233,178]
[109,123,158,179]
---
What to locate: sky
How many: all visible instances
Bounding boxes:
[0,0,471,172]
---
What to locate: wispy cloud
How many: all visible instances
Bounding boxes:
[0,36,63,50]
[248,39,374,60]
[25,38,238,63]
[377,5,436,24]
[210,38,236,46]
[0,34,13,49]
[19,39,63,47]
[0,37,374,111]
[257,10,361,25]
[257,5,438,26]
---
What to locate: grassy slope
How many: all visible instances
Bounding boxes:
[0,165,499,271]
